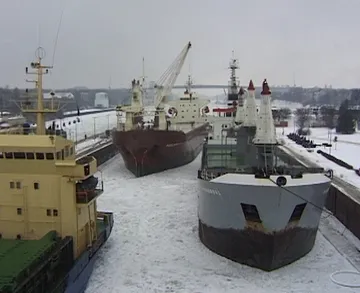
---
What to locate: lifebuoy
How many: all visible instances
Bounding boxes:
[202,106,210,114]
[168,107,178,117]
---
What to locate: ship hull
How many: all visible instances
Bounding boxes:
[112,124,208,177]
[64,251,97,293]
[64,212,114,293]
[198,173,330,271]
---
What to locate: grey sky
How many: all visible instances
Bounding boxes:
[1,0,359,89]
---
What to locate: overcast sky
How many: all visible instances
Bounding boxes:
[1,0,359,90]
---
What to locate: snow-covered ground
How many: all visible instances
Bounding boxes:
[46,111,117,142]
[75,137,112,154]
[64,108,113,116]
[207,98,302,111]
[85,155,360,293]
[276,118,360,188]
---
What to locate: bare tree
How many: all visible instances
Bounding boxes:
[272,108,292,121]
[279,108,292,120]
[295,108,311,130]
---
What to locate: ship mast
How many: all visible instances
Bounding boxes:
[23,47,57,135]
[185,75,192,93]
[228,50,239,101]
[141,57,146,86]
[185,75,193,101]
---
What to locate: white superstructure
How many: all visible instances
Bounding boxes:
[243,80,257,127]
[253,79,277,144]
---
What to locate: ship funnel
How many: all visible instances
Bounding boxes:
[234,87,246,124]
[253,79,277,145]
[243,80,257,127]
[131,79,144,108]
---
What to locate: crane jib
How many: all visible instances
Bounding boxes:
[154,42,192,109]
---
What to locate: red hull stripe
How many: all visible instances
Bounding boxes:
[213,108,236,113]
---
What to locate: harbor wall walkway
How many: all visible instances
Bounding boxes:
[281,145,360,240]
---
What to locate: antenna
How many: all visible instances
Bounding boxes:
[51,6,65,68]
[22,47,58,135]
[37,24,41,47]
[141,57,147,86]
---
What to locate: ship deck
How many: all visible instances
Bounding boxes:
[0,231,59,292]
[202,143,323,174]
[0,218,110,292]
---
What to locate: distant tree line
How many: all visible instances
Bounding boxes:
[273,87,359,107]
[294,99,357,135]
[0,87,130,121]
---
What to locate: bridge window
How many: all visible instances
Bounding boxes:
[36,153,44,160]
[46,209,51,216]
[16,182,21,189]
[46,153,54,160]
[17,208,22,215]
[0,152,3,158]
[5,152,13,159]
[241,203,262,223]
[10,181,15,189]
[53,209,58,216]
[14,152,25,159]
[84,165,90,176]
[34,182,39,190]
[26,153,35,159]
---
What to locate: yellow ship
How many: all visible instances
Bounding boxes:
[0,47,114,293]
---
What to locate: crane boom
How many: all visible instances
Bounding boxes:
[154,42,192,109]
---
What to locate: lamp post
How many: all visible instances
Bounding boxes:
[93,117,97,138]
[75,122,78,144]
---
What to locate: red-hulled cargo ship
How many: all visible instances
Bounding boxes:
[113,122,209,177]
[112,76,210,177]
[112,42,211,177]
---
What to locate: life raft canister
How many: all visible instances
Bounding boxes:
[202,106,210,114]
[168,107,178,116]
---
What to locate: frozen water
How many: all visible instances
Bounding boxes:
[85,154,360,293]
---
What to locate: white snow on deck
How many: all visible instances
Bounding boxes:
[84,154,360,293]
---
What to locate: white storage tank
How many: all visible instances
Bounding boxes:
[94,92,109,108]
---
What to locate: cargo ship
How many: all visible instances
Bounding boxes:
[0,47,113,293]
[112,42,211,177]
[197,78,332,271]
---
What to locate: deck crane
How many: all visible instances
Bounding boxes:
[153,41,192,130]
